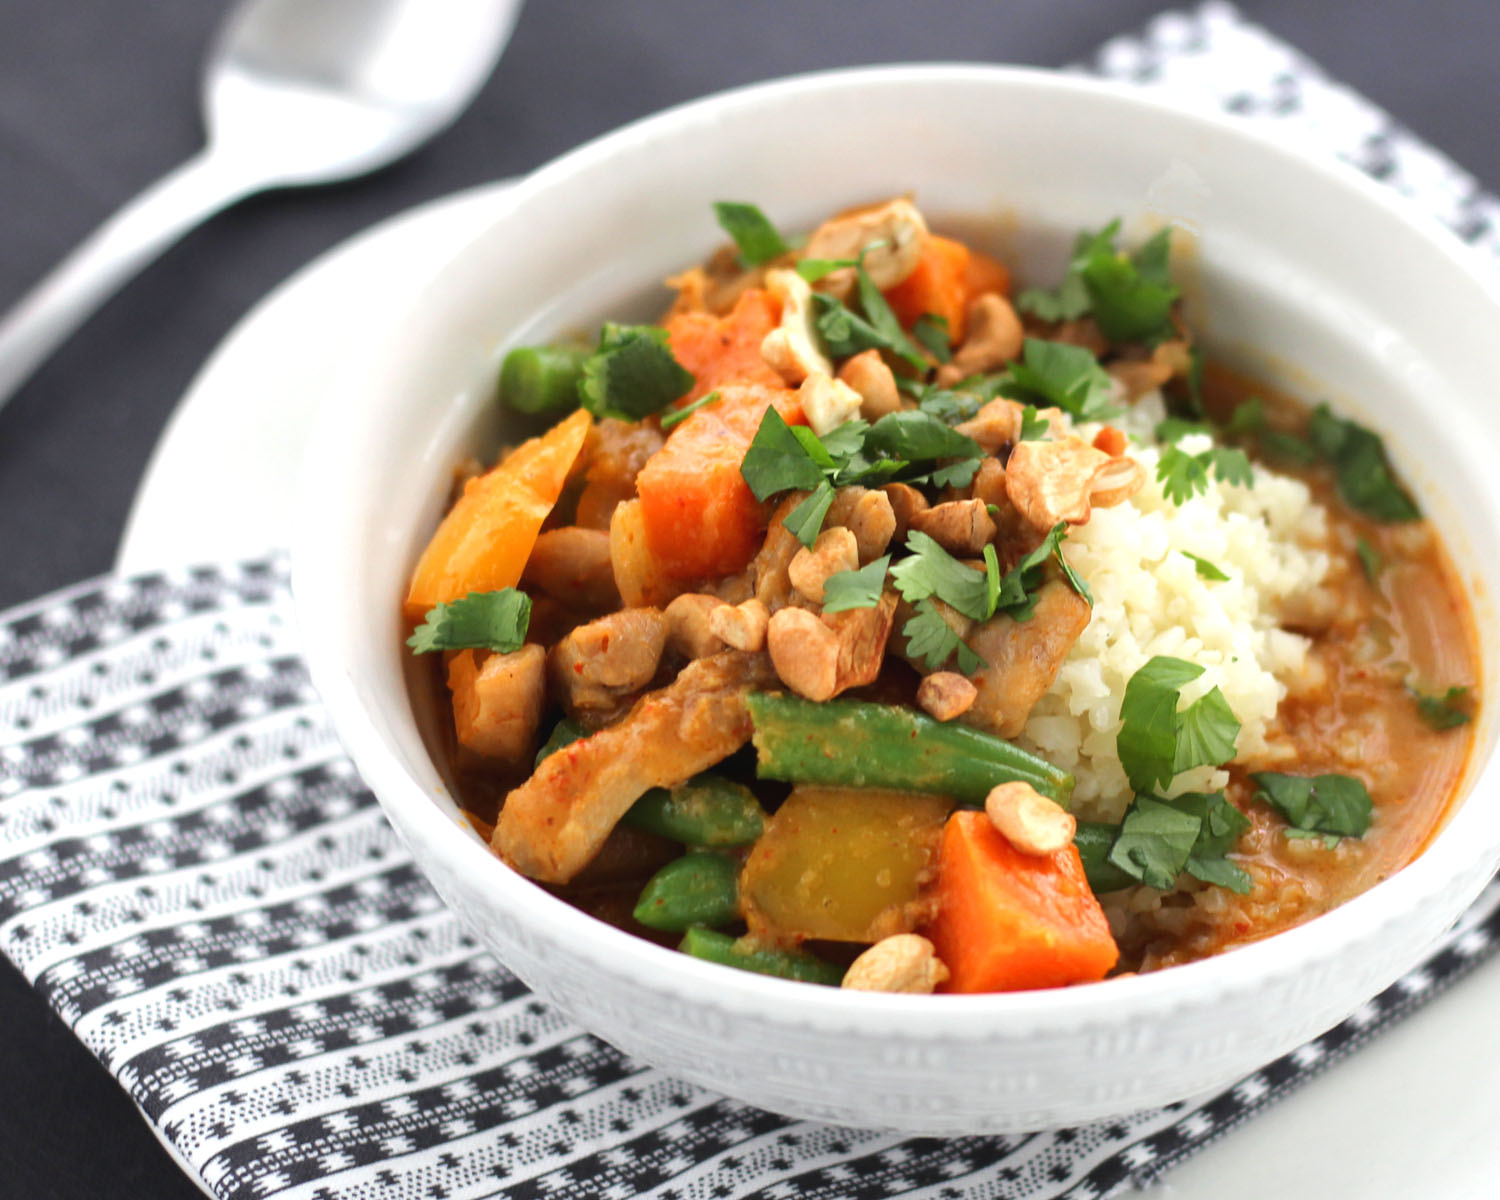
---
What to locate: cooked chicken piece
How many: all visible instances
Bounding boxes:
[882,483,930,543]
[935,293,1024,386]
[548,608,668,715]
[837,349,902,420]
[961,581,1092,737]
[751,492,809,611]
[524,527,620,611]
[575,419,664,530]
[664,593,727,659]
[493,652,777,882]
[909,499,997,557]
[447,645,547,767]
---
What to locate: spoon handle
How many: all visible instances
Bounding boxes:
[0,149,261,411]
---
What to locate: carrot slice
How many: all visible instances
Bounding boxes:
[405,408,592,620]
[925,810,1118,993]
[883,235,973,343]
[636,383,805,583]
[663,287,785,404]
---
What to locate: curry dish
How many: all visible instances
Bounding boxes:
[403,198,1478,993]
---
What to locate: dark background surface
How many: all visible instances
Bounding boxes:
[2,1,1498,1195]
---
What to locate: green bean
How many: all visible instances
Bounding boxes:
[1074,821,1134,893]
[745,693,1074,807]
[632,852,740,932]
[499,345,588,414]
[677,927,845,986]
[622,775,766,846]
[534,716,587,767]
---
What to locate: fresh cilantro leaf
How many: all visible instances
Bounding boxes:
[922,458,984,489]
[1154,417,1213,443]
[407,589,531,655]
[1224,396,1266,437]
[1155,445,1210,504]
[854,264,929,368]
[1117,656,1209,793]
[795,255,856,282]
[821,554,891,613]
[817,419,870,461]
[1258,430,1318,465]
[1073,222,1180,345]
[1410,685,1473,731]
[659,389,721,431]
[916,387,984,425]
[1306,403,1420,522]
[999,338,1120,422]
[1252,772,1373,839]
[911,314,953,363]
[890,531,993,621]
[1049,528,1093,608]
[1015,272,1091,323]
[1284,830,1342,849]
[1019,405,1051,441]
[1172,687,1241,775]
[1356,536,1383,582]
[1204,446,1253,488]
[713,201,791,266]
[578,324,695,421]
[1168,790,1252,892]
[782,481,835,549]
[789,424,838,470]
[740,407,826,500]
[901,598,985,674]
[1107,796,1201,890]
[863,411,982,464]
[1074,821,1138,893]
[1183,551,1229,581]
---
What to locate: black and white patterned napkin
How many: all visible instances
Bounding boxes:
[5,5,1500,1198]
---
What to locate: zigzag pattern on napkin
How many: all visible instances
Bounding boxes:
[5,4,1500,1198]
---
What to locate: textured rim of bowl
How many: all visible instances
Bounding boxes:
[295,63,1500,1038]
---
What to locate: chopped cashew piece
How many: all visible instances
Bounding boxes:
[447,645,547,766]
[798,372,864,437]
[804,197,929,290]
[760,268,832,385]
[984,780,1077,857]
[788,527,860,604]
[936,293,1025,385]
[664,593,727,660]
[1005,437,1145,531]
[766,607,840,701]
[708,597,770,652]
[917,672,978,721]
[826,487,896,562]
[909,499,997,557]
[837,349,902,420]
[955,398,1022,453]
[842,933,950,993]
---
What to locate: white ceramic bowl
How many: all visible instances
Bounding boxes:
[294,65,1500,1132]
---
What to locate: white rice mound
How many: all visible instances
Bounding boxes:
[1019,396,1331,823]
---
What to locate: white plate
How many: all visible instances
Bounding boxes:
[118,186,1500,1198]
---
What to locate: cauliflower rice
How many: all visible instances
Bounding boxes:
[1019,395,1331,822]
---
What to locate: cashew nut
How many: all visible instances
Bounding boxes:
[908,499,997,557]
[804,197,929,291]
[761,268,832,385]
[798,371,864,437]
[788,527,860,604]
[826,486,896,562]
[935,293,1024,385]
[881,483,930,542]
[1005,437,1145,531]
[707,597,770,652]
[664,593,727,660]
[984,780,1077,856]
[916,671,978,721]
[836,349,902,421]
[842,933,950,993]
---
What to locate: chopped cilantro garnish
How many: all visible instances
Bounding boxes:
[739,407,826,500]
[782,480,836,548]
[1306,403,1420,522]
[407,589,531,655]
[916,387,984,425]
[994,523,1091,618]
[1082,791,1251,895]
[1252,772,1373,840]
[911,313,952,362]
[659,389,721,431]
[1356,536,1383,582]
[1072,222,1180,345]
[901,598,985,674]
[1015,272,1091,323]
[862,410,981,466]
[1106,795,1200,890]
[999,338,1120,423]
[821,555,892,613]
[578,323,694,421]
[890,530,995,622]
[1258,429,1318,466]
[713,201,791,267]
[1018,405,1051,441]
[795,256,854,283]
[1117,656,1242,794]
[1154,417,1213,443]
[1180,344,1207,419]
[1183,551,1229,581]
[813,291,923,370]
[1156,444,1253,504]
[1224,396,1266,437]
[1410,685,1473,731]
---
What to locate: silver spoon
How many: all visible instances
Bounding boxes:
[0,0,521,409]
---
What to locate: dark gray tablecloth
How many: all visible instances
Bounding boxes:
[2,1,1498,1195]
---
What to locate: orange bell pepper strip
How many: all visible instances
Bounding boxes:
[925,810,1119,993]
[405,408,593,621]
